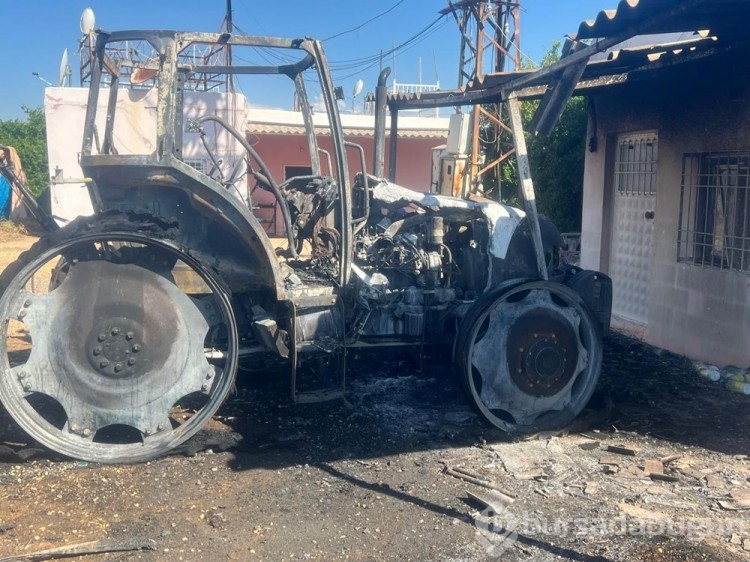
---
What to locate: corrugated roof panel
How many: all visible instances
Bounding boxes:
[575,0,750,40]
[385,0,749,110]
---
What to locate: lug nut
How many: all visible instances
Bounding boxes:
[157,423,166,432]
[126,331,134,340]
[98,333,107,342]
[99,360,110,368]
[132,344,141,353]
[17,371,27,380]
[93,346,102,355]
[128,358,136,366]
[23,299,32,308]
[21,382,31,391]
[17,310,26,319]
[201,383,209,391]
[114,363,123,373]
[111,327,120,336]
[82,428,92,437]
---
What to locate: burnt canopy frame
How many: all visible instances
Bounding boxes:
[80,29,353,294]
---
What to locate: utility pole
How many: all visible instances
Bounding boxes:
[442,1,522,197]
[225,0,235,92]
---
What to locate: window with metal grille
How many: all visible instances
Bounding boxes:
[183,159,207,174]
[615,134,658,195]
[677,151,750,272]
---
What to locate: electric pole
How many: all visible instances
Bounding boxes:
[442,1,522,197]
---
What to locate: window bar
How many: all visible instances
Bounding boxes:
[637,141,643,195]
[677,152,686,263]
[703,155,711,267]
[743,160,749,271]
[691,155,697,261]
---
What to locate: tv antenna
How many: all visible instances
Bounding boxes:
[31,72,53,87]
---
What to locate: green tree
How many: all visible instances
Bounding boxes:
[0,106,48,198]
[526,96,586,233]
[483,41,587,232]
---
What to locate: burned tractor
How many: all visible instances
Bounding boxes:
[0,29,611,463]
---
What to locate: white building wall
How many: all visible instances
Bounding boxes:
[44,87,247,222]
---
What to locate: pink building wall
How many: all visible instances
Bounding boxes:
[248,132,446,233]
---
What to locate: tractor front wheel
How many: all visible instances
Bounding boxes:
[455,281,603,434]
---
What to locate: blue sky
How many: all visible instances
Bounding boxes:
[0,0,610,119]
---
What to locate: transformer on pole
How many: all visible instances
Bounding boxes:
[441,0,523,197]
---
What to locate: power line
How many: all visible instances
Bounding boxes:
[323,0,408,42]
[332,20,449,80]
[327,14,448,77]
[227,9,449,86]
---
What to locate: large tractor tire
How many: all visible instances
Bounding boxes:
[0,213,238,463]
[455,281,603,435]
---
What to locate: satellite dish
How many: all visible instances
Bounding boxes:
[353,79,364,98]
[58,49,70,87]
[80,7,96,34]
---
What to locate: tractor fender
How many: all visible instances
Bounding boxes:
[486,213,564,289]
[81,155,286,301]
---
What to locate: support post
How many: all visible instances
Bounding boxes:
[388,109,399,182]
[373,67,391,178]
[507,93,548,280]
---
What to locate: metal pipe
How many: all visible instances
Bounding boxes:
[197,114,298,258]
[347,141,370,234]
[295,74,321,176]
[311,39,351,287]
[388,110,399,182]
[373,67,391,178]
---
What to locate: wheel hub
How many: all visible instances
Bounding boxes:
[526,338,565,377]
[15,257,214,435]
[507,311,578,397]
[87,318,147,378]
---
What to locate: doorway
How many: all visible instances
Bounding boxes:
[609,132,658,325]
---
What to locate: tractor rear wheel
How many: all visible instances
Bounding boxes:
[0,214,238,463]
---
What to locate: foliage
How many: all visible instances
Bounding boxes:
[481,41,587,232]
[526,96,586,233]
[0,107,48,198]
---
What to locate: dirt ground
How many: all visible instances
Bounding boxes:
[1,225,749,562]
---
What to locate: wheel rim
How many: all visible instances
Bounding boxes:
[0,230,237,462]
[459,282,602,433]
